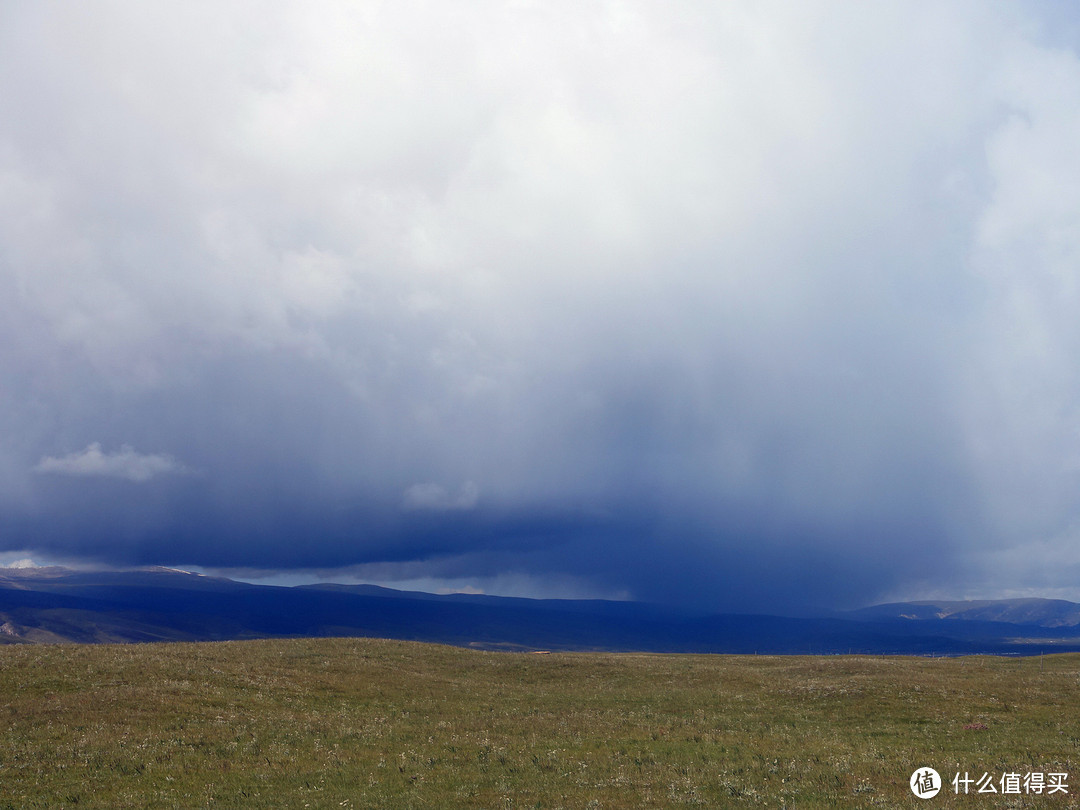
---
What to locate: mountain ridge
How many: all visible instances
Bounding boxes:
[843,598,1080,628]
[3,567,1079,655]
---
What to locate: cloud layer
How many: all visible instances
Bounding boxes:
[34,444,189,483]
[2,1,1080,610]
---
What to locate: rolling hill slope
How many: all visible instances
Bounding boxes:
[3,566,1079,654]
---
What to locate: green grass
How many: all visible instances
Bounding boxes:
[1,639,1078,808]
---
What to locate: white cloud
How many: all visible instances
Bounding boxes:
[402,481,479,512]
[34,443,189,483]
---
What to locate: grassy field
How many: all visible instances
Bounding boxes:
[0,638,1078,808]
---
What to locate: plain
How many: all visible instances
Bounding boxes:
[1,638,1078,808]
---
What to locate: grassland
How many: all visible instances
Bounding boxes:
[1,639,1078,808]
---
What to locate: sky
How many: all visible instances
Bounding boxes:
[3,1,1080,613]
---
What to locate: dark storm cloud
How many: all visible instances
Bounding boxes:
[3,1,1080,609]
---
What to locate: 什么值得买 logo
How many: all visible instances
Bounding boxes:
[910,767,941,798]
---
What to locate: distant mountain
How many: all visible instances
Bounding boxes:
[845,598,1080,628]
[2,567,1079,655]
